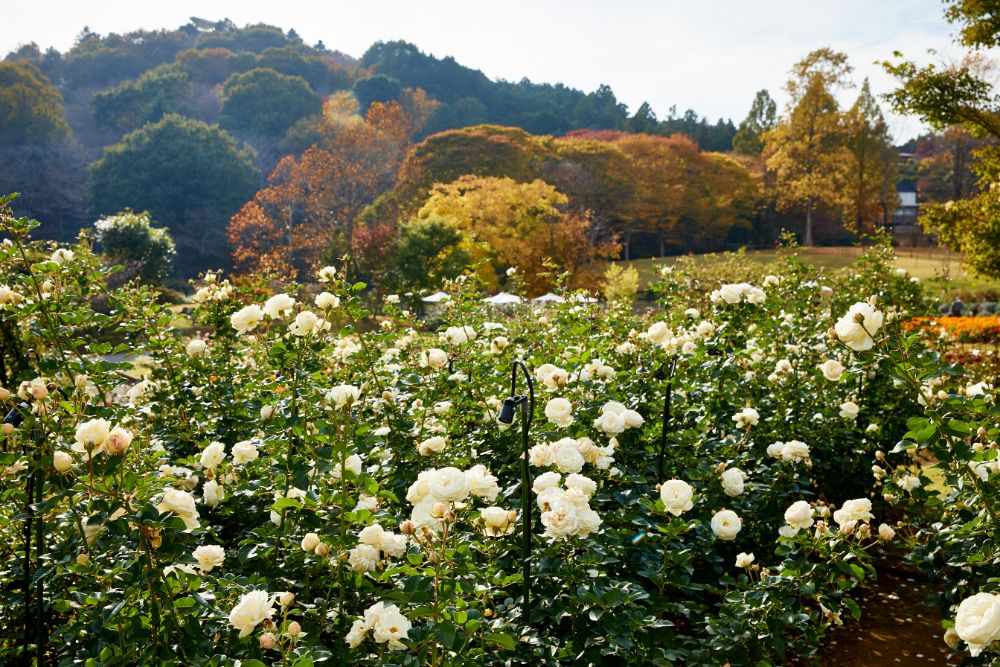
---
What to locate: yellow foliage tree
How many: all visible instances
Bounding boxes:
[417,175,619,292]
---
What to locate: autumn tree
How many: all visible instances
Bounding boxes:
[416,175,619,292]
[844,79,899,233]
[614,133,696,258]
[733,90,777,156]
[884,2,1000,276]
[228,101,413,279]
[764,49,854,245]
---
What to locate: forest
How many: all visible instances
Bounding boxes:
[0,18,986,290]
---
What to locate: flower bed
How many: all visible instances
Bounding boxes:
[0,209,996,665]
[902,315,1000,343]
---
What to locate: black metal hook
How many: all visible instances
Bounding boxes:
[499,360,534,626]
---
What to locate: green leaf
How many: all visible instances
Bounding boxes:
[487,632,516,651]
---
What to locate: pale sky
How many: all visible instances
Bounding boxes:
[1,0,973,141]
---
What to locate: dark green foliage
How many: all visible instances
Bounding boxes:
[393,216,471,290]
[733,89,777,156]
[220,67,322,138]
[353,74,403,112]
[89,114,258,277]
[0,61,70,144]
[92,64,193,133]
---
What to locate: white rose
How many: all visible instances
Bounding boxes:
[156,488,201,531]
[955,593,1000,657]
[481,506,514,535]
[301,532,321,551]
[231,440,259,465]
[263,293,296,319]
[371,604,412,650]
[541,495,582,539]
[315,291,340,309]
[719,283,745,304]
[659,479,694,516]
[186,339,207,357]
[835,302,884,351]
[229,590,276,638]
[732,407,759,429]
[417,436,447,456]
[720,468,746,497]
[784,500,814,530]
[839,401,860,419]
[551,438,585,474]
[646,322,672,344]
[192,544,225,572]
[533,471,562,494]
[231,304,264,333]
[358,524,385,548]
[53,450,72,473]
[711,509,742,540]
[349,544,380,573]
[899,475,921,492]
[200,441,226,470]
[594,411,625,436]
[780,440,811,463]
[818,359,845,381]
[878,523,895,540]
[428,467,470,502]
[289,310,319,336]
[464,465,500,501]
[202,479,224,508]
[73,418,111,456]
[442,325,476,345]
[544,397,574,428]
[423,348,448,368]
[105,426,133,455]
[565,473,597,498]
[345,618,368,648]
[735,552,755,568]
[832,498,874,526]
[327,384,361,409]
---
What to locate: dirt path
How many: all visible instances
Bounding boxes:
[815,565,961,666]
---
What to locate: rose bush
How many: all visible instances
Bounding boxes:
[0,202,940,665]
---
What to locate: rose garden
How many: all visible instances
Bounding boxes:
[0,199,998,666]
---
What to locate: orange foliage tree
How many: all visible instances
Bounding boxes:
[228,101,413,278]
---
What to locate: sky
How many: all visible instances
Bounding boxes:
[0,0,971,141]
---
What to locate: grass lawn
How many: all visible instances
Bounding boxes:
[619,246,1000,297]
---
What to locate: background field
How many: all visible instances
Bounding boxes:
[620,246,1000,298]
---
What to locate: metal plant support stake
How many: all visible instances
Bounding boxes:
[497,361,535,626]
[656,359,678,481]
[5,401,43,663]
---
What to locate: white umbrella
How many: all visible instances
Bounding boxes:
[483,292,523,305]
[532,292,566,303]
[422,291,451,303]
[570,294,598,304]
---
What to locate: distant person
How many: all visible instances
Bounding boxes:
[950,297,964,316]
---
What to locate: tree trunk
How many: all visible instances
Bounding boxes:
[659,233,665,257]
[804,198,814,246]
[624,228,631,261]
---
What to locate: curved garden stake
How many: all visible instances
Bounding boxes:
[496,360,535,626]
[655,359,678,481]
